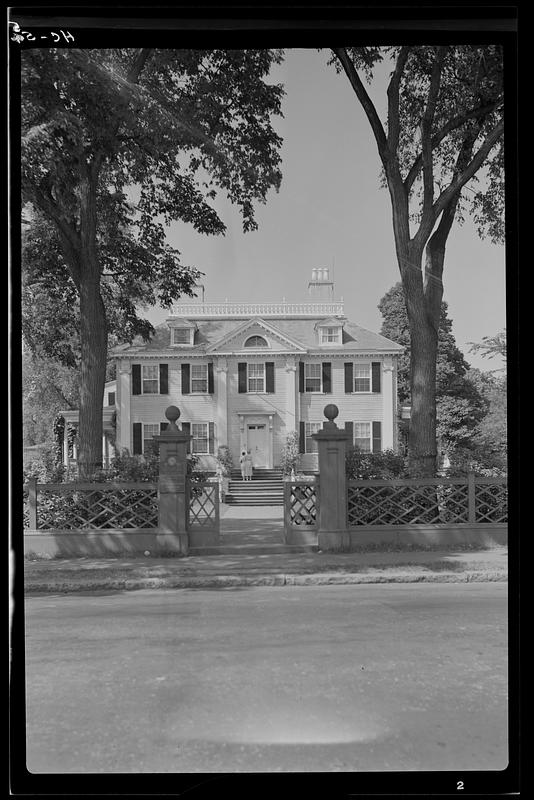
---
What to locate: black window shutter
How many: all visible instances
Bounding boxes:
[132,364,141,395]
[299,362,305,393]
[159,363,169,394]
[322,362,332,393]
[265,362,275,393]
[345,421,354,444]
[372,421,382,453]
[133,422,143,454]
[107,392,115,407]
[371,362,381,393]
[208,422,215,454]
[208,362,214,394]
[344,363,353,393]
[181,363,190,394]
[299,421,306,454]
[238,362,247,393]
[160,422,169,432]
[181,421,191,453]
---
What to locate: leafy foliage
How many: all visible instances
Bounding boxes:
[345,448,408,480]
[280,431,300,475]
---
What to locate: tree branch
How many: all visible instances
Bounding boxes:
[332,47,389,164]
[387,46,410,152]
[403,98,503,193]
[432,120,504,218]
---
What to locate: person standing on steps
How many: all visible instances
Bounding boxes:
[239,450,247,481]
[245,449,253,481]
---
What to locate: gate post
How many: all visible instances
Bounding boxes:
[155,405,191,555]
[312,404,350,551]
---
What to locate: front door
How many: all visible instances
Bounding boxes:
[247,424,268,467]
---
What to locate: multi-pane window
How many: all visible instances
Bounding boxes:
[191,423,209,454]
[142,365,159,394]
[305,363,322,392]
[305,422,321,453]
[191,363,208,393]
[244,335,268,347]
[143,423,160,453]
[354,422,371,452]
[320,326,341,344]
[354,364,371,392]
[172,327,191,345]
[247,362,265,392]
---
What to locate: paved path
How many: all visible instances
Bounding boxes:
[23,582,508,775]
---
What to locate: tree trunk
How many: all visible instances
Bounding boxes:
[76,165,107,477]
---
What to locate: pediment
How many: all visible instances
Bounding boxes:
[205,317,306,353]
[314,316,346,329]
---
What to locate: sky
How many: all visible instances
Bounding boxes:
[147,48,506,373]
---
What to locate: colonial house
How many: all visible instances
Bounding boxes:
[60,269,404,472]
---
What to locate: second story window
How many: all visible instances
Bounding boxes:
[305,363,322,392]
[142,365,159,394]
[247,362,265,392]
[191,363,208,393]
[354,364,371,392]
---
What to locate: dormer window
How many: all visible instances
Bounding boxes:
[244,335,268,348]
[167,318,196,347]
[320,326,341,344]
[172,328,191,345]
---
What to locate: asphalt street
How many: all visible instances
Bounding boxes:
[23,582,508,774]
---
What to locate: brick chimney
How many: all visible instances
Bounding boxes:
[308,267,334,300]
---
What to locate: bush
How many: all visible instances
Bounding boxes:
[280,431,300,475]
[345,448,408,480]
[216,445,234,476]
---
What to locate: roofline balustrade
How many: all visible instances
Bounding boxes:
[169,301,345,318]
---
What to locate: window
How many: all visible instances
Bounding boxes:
[142,365,159,394]
[244,335,268,347]
[354,364,371,392]
[305,363,322,393]
[247,362,265,392]
[172,327,191,345]
[305,422,321,453]
[191,363,208,393]
[320,326,341,344]
[107,392,115,406]
[354,422,371,452]
[143,423,160,454]
[191,423,209,454]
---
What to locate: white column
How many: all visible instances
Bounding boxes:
[215,358,228,450]
[118,360,131,453]
[285,357,297,432]
[382,358,395,450]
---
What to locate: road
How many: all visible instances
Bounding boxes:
[23,583,508,774]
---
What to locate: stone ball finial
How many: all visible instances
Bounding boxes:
[165,405,181,431]
[323,403,339,423]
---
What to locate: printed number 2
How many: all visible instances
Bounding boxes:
[457,781,464,790]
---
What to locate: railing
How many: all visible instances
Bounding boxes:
[347,475,507,527]
[170,301,345,317]
[284,480,319,530]
[187,480,219,531]
[24,479,158,531]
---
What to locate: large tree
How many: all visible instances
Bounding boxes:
[330,46,504,474]
[378,282,488,459]
[21,48,284,474]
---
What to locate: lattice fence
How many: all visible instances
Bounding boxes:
[188,481,219,529]
[285,482,318,528]
[25,482,158,530]
[347,477,507,527]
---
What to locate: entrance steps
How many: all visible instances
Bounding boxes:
[225,468,285,506]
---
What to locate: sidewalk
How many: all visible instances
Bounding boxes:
[23,546,508,594]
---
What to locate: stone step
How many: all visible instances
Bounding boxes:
[188,543,318,556]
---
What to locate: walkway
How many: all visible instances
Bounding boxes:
[218,503,286,549]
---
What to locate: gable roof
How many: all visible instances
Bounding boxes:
[205,317,307,353]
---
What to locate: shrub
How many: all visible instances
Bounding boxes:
[216,445,234,476]
[280,431,300,475]
[345,448,408,480]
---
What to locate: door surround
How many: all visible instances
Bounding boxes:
[237,412,274,469]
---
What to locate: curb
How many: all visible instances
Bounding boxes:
[24,569,507,594]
